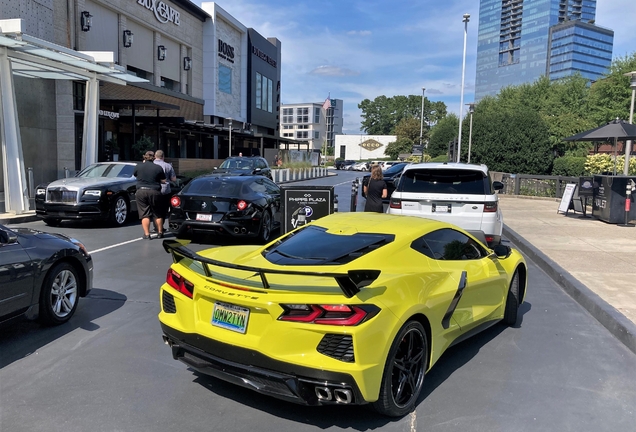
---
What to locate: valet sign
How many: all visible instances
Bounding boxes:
[280,186,334,234]
[137,0,180,26]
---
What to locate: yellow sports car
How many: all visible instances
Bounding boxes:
[159,212,527,417]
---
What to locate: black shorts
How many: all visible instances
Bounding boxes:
[136,188,166,219]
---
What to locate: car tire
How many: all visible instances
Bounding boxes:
[258,209,272,243]
[373,321,427,417]
[110,196,129,227]
[503,270,520,326]
[43,218,62,227]
[38,262,81,326]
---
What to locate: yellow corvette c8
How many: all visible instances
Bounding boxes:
[158,212,527,417]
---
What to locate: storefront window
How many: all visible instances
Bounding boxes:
[219,64,232,94]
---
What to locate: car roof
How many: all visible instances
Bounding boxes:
[195,174,260,182]
[404,162,489,173]
[311,211,451,236]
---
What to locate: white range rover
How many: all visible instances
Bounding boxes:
[387,162,505,246]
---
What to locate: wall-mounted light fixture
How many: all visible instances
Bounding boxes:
[81,11,92,32]
[183,56,192,71]
[157,45,166,61]
[123,30,133,48]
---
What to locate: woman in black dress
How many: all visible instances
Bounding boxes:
[364,165,388,212]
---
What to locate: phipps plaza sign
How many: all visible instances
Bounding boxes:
[359,139,383,151]
[137,0,180,26]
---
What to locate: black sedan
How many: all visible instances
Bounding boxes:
[0,224,93,326]
[211,156,272,179]
[35,162,190,227]
[361,162,410,201]
[168,175,280,242]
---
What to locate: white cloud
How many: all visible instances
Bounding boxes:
[347,30,372,36]
[309,65,360,76]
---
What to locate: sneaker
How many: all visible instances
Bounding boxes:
[143,234,151,240]
[157,232,164,239]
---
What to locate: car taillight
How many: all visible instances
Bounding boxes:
[485,235,495,244]
[484,202,498,212]
[170,196,181,208]
[166,268,194,299]
[237,200,248,211]
[389,198,402,209]
[278,304,380,326]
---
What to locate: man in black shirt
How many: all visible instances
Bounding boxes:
[133,151,166,239]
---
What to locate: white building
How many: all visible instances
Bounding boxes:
[280,99,343,151]
[334,134,397,161]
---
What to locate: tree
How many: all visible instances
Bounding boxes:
[394,117,423,143]
[587,53,636,125]
[428,114,458,158]
[358,95,447,135]
[384,137,414,160]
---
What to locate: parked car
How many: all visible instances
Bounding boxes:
[380,161,401,171]
[212,156,272,180]
[168,175,280,242]
[352,161,369,171]
[35,162,191,227]
[334,160,355,170]
[388,162,505,246]
[361,162,410,202]
[158,212,527,417]
[0,224,93,326]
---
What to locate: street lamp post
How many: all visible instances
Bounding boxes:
[624,71,636,175]
[228,118,233,157]
[457,13,470,163]
[467,103,475,164]
[420,87,425,163]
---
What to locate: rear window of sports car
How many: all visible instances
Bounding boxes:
[263,226,394,265]
[398,169,490,195]
[182,178,242,196]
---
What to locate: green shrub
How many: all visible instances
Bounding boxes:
[552,156,586,176]
[430,154,449,163]
[584,154,636,175]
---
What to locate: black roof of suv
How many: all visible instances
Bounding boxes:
[212,156,272,179]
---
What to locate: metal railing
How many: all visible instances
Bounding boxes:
[493,172,578,199]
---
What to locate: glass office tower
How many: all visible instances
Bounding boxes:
[475,0,613,101]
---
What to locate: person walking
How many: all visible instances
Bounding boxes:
[363,165,387,213]
[153,149,176,232]
[133,151,166,239]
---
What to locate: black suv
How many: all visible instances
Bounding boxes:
[212,156,272,180]
[335,159,355,170]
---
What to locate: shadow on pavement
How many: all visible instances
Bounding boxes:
[0,288,127,368]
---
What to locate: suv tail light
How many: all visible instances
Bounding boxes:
[278,304,380,326]
[484,202,498,213]
[389,198,402,209]
[166,268,194,299]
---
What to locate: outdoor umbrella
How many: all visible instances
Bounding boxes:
[563,118,636,175]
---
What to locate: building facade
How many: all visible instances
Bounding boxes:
[0,0,287,212]
[334,134,397,161]
[475,0,613,100]
[280,99,343,151]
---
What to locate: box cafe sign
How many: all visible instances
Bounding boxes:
[137,0,180,26]
[359,139,383,151]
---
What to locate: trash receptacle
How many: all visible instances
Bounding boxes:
[592,175,636,223]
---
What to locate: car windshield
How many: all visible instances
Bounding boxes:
[77,163,135,178]
[263,225,394,265]
[399,169,488,195]
[220,159,255,170]
[384,163,407,175]
[182,177,242,196]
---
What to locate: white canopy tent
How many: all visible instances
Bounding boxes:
[0,19,147,214]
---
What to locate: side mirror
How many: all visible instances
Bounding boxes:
[0,229,18,245]
[493,181,504,191]
[492,244,511,258]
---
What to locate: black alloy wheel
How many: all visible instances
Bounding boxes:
[373,321,427,417]
[258,209,272,243]
[38,262,81,326]
[110,196,129,226]
[503,270,520,326]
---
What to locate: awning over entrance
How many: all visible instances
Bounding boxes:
[0,18,147,214]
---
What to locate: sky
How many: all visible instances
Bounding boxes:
[194,0,636,135]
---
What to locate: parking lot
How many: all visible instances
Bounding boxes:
[2,171,636,432]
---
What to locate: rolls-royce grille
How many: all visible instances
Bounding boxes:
[47,189,78,203]
[162,291,177,314]
[317,334,354,362]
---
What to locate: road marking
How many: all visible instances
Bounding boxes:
[89,238,142,254]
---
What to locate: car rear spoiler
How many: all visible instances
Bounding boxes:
[162,239,380,298]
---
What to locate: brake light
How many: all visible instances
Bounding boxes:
[485,235,495,244]
[278,304,379,326]
[237,200,248,211]
[170,196,181,208]
[484,202,498,212]
[389,198,402,209]
[166,268,194,298]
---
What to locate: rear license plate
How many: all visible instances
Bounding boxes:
[433,203,451,213]
[196,213,213,221]
[211,301,250,334]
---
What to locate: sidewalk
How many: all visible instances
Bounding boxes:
[499,195,636,354]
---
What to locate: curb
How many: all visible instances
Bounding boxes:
[0,213,39,225]
[503,224,636,355]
